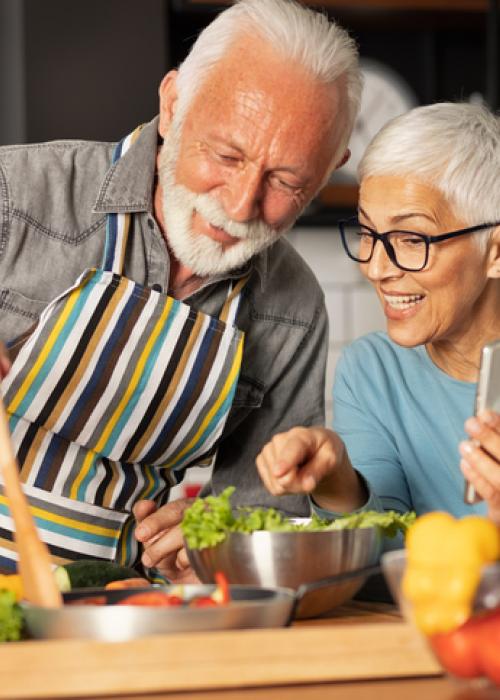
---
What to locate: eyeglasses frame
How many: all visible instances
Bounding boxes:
[338,216,500,272]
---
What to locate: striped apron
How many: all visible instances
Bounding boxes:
[0,126,246,573]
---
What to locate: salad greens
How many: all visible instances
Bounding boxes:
[0,590,24,642]
[182,486,416,550]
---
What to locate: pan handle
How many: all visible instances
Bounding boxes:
[286,563,381,624]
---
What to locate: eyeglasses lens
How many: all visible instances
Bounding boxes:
[344,226,427,271]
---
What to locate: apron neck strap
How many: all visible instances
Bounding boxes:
[103,125,144,274]
[219,275,250,325]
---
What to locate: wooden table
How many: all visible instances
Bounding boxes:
[92,679,499,700]
[1,602,497,700]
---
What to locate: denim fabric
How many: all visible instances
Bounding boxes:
[0,117,327,516]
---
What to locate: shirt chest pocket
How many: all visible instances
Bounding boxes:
[225,375,264,434]
[0,288,48,349]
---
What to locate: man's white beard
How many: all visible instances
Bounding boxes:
[158,130,293,277]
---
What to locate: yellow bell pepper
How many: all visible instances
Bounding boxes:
[402,512,500,635]
[0,574,23,602]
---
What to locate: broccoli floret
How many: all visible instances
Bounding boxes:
[0,590,24,642]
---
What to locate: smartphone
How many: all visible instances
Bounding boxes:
[464,339,500,504]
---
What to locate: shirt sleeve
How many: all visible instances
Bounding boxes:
[308,473,405,553]
[333,347,413,514]
[308,473,384,520]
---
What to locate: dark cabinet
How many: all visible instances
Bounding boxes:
[0,0,168,145]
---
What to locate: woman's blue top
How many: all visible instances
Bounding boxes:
[331,331,486,518]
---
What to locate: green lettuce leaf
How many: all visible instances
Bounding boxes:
[182,487,416,550]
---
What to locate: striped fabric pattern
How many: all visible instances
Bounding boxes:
[3,273,243,472]
[0,126,247,571]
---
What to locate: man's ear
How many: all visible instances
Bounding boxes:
[333,148,350,172]
[158,70,179,138]
[486,226,500,278]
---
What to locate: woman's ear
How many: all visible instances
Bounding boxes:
[486,226,500,278]
[158,70,179,138]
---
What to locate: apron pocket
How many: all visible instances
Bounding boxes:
[0,480,128,565]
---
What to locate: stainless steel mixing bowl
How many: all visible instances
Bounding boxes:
[186,527,381,618]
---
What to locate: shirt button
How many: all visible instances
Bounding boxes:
[152,283,162,292]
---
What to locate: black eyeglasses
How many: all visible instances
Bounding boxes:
[338,217,500,272]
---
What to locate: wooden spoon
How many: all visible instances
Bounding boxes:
[0,395,62,607]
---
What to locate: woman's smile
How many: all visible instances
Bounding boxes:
[382,292,425,311]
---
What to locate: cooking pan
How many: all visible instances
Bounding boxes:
[21,565,379,642]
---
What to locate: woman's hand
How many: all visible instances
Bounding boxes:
[460,411,500,523]
[256,426,367,512]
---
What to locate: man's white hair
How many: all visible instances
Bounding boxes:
[174,0,361,172]
[358,102,500,249]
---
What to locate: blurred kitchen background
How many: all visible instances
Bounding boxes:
[1,0,498,495]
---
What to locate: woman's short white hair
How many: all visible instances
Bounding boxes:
[358,102,500,249]
[174,0,361,171]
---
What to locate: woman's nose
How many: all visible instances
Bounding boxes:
[363,239,403,281]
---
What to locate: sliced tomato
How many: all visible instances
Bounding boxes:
[189,596,218,608]
[118,591,184,606]
[214,571,230,604]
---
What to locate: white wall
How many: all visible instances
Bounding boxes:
[171,226,385,498]
[288,226,386,425]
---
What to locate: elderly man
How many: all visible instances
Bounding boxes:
[0,0,361,579]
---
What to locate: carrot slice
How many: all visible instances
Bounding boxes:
[105,577,151,590]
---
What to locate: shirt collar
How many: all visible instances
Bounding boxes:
[249,246,269,292]
[93,116,159,214]
[210,248,269,293]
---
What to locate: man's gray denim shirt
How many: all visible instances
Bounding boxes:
[0,117,328,517]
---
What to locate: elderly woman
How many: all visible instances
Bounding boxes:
[256,102,500,528]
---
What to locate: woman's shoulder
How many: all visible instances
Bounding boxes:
[338,331,426,379]
[342,331,416,361]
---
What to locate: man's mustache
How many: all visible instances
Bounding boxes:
[184,190,279,243]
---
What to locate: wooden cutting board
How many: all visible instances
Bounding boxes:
[0,613,442,699]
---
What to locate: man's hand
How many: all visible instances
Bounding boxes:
[133,497,200,583]
[0,342,11,379]
[256,426,367,512]
[460,411,500,523]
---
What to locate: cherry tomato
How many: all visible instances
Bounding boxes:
[118,591,183,606]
